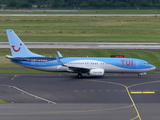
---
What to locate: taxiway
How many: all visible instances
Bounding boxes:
[0,73,160,120]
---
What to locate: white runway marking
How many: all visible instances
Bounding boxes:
[0,84,56,104]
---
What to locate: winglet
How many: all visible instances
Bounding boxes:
[55,55,64,65]
[56,51,63,57]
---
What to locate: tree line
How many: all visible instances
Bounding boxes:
[0,0,160,9]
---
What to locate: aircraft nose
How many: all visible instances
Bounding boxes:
[151,64,156,70]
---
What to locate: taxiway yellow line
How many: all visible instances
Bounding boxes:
[131,91,155,94]
[0,105,134,115]
[143,91,155,94]
[128,80,160,88]
[84,80,142,120]
[11,75,17,80]
[131,92,143,94]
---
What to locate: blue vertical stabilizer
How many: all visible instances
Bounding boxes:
[6,29,44,57]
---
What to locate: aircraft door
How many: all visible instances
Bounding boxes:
[86,61,91,67]
[136,61,140,68]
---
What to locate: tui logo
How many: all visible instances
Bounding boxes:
[11,43,22,52]
[121,60,134,66]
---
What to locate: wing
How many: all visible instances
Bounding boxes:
[56,51,63,57]
[66,65,90,73]
[55,55,90,73]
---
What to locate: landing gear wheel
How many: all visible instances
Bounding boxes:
[77,73,82,78]
[138,75,141,78]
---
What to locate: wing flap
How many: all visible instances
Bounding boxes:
[67,66,90,73]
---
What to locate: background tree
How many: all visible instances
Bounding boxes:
[1,0,160,9]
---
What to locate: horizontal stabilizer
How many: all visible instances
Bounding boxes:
[6,55,23,61]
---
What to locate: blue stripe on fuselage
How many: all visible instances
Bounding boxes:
[11,57,153,69]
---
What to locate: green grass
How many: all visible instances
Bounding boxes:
[85,9,160,14]
[0,69,53,74]
[0,100,9,104]
[0,48,159,74]
[0,16,160,42]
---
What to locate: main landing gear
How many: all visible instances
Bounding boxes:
[138,74,142,78]
[77,73,82,78]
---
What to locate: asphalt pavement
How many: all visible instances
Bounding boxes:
[0,73,160,120]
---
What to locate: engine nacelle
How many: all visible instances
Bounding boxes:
[89,69,105,76]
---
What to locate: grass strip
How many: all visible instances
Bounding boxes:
[0,16,160,42]
[0,100,9,104]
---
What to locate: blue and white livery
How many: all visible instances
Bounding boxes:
[6,29,156,78]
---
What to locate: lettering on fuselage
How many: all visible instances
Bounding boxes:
[121,60,134,66]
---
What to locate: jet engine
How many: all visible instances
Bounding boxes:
[89,68,105,76]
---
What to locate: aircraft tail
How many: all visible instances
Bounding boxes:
[6,29,43,57]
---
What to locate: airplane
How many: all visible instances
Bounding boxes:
[6,29,156,78]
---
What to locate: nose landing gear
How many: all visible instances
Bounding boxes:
[138,72,146,78]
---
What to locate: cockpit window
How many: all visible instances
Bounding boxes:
[144,63,149,65]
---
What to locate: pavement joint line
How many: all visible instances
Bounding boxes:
[0,84,56,104]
